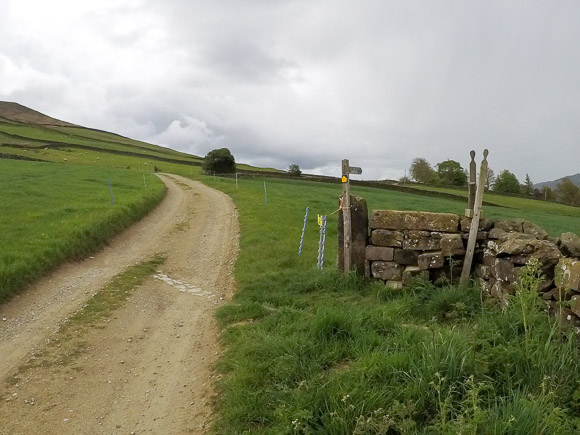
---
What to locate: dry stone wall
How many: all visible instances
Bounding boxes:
[357,207,580,323]
[366,210,466,288]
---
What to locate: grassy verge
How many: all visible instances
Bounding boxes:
[0,160,166,302]
[204,175,580,434]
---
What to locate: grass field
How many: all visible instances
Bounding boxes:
[203,175,580,434]
[0,159,166,302]
[402,183,580,219]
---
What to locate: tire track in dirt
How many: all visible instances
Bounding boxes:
[0,174,239,434]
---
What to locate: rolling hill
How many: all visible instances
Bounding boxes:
[535,173,580,190]
[0,101,76,127]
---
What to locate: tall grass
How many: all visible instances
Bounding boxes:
[0,160,166,302]
[205,175,580,434]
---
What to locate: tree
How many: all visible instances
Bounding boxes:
[436,160,467,186]
[288,164,302,177]
[556,178,580,206]
[203,148,236,174]
[485,168,495,191]
[409,158,438,184]
[492,170,520,194]
[541,186,555,201]
[521,173,534,196]
[399,175,411,184]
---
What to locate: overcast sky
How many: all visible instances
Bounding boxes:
[1,0,579,183]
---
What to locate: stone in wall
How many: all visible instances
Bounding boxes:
[370,210,459,232]
[487,233,561,270]
[488,228,505,239]
[418,251,445,270]
[555,258,580,291]
[402,266,429,286]
[366,246,394,261]
[371,261,404,281]
[491,258,515,282]
[523,221,549,240]
[461,231,488,241]
[570,295,580,317]
[370,229,403,247]
[475,219,563,308]
[402,230,441,251]
[393,249,419,265]
[558,232,580,258]
[441,233,465,256]
[495,218,525,233]
[460,216,494,232]
[494,218,548,240]
[474,264,491,280]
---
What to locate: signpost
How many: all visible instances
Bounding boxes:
[341,159,362,273]
[460,149,489,285]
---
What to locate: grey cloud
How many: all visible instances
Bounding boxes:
[2,0,580,183]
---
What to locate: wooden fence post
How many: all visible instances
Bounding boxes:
[460,149,489,285]
[466,150,476,217]
[342,159,352,272]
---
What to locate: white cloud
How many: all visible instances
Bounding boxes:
[147,115,220,154]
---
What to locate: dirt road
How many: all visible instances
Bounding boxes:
[0,174,239,434]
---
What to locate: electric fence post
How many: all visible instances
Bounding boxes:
[298,207,309,257]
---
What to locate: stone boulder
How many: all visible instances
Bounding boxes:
[558,232,580,258]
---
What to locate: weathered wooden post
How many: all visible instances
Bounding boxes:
[460,149,489,285]
[341,159,362,273]
[466,150,476,217]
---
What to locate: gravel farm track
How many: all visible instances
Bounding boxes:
[0,174,239,434]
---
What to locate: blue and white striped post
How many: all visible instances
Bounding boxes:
[321,216,328,268]
[298,207,309,256]
[317,215,328,270]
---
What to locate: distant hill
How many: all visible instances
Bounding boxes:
[535,173,580,190]
[0,101,77,127]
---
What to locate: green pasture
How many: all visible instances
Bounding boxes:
[202,175,580,434]
[0,159,166,302]
[404,183,580,219]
